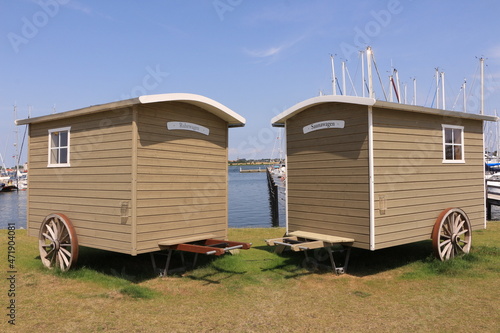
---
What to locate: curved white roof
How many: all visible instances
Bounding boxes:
[271,95,375,127]
[271,94,497,127]
[16,93,246,127]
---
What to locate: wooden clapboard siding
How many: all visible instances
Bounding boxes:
[135,102,228,253]
[26,109,134,254]
[286,103,371,249]
[372,107,485,250]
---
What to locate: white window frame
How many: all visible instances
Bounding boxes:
[47,127,71,167]
[442,124,465,163]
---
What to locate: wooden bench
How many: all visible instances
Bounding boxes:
[265,230,354,274]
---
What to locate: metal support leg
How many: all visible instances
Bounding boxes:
[192,253,199,268]
[163,249,173,276]
[326,247,338,273]
[343,246,352,273]
[150,253,157,273]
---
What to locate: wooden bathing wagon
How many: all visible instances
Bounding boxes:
[16,93,251,273]
[266,95,497,272]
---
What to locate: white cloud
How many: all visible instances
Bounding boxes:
[244,46,284,58]
[243,35,306,63]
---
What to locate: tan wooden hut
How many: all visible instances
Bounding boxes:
[16,93,247,271]
[269,95,496,263]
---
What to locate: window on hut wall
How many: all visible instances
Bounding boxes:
[442,124,464,163]
[48,127,71,167]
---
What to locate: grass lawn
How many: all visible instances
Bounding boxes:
[2,222,499,332]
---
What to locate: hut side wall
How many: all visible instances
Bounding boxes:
[372,107,485,249]
[286,103,371,249]
[27,108,134,254]
[135,102,228,254]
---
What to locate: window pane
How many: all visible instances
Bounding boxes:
[453,128,462,144]
[444,128,453,144]
[59,131,68,146]
[445,145,453,160]
[51,132,59,148]
[454,146,462,160]
[59,148,68,163]
[50,148,59,164]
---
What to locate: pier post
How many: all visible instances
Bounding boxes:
[266,167,279,226]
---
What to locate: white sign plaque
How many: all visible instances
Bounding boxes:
[303,120,345,134]
[167,121,210,136]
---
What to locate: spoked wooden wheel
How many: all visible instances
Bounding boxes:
[39,213,79,271]
[432,208,472,261]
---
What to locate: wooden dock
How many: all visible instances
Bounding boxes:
[266,167,279,226]
[240,167,266,173]
[486,179,500,219]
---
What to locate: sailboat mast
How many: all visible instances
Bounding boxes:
[441,71,446,110]
[435,68,440,109]
[366,47,374,98]
[330,54,337,95]
[342,61,346,96]
[14,104,20,188]
[413,78,417,105]
[361,51,365,97]
[480,57,484,115]
[389,76,394,102]
[395,69,401,103]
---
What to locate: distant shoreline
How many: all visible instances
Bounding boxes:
[228,162,276,166]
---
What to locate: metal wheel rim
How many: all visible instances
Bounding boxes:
[38,213,79,271]
[432,208,472,261]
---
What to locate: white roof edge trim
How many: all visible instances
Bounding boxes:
[138,93,246,126]
[15,93,245,127]
[271,95,376,126]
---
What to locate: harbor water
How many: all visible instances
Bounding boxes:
[0,165,286,229]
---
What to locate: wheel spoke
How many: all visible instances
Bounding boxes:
[456,219,466,233]
[49,249,57,265]
[60,246,72,258]
[453,213,462,231]
[442,218,452,236]
[443,242,453,260]
[433,208,472,261]
[59,230,70,243]
[39,213,78,271]
[58,249,70,269]
[439,239,451,247]
[54,219,61,241]
[45,221,57,241]
[42,232,54,243]
[44,248,55,260]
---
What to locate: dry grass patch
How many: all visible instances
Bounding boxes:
[2,223,499,332]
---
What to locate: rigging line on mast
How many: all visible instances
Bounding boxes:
[430,69,443,108]
[451,84,463,111]
[466,61,479,103]
[390,72,400,102]
[345,64,358,96]
[17,125,28,167]
[371,52,388,101]
[336,78,343,96]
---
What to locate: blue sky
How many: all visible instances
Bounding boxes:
[1,0,500,166]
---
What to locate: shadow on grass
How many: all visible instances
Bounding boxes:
[38,246,249,284]
[253,240,434,277]
[183,266,247,285]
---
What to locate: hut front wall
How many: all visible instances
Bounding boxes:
[135,102,228,254]
[286,103,371,249]
[27,108,135,254]
[372,107,485,249]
